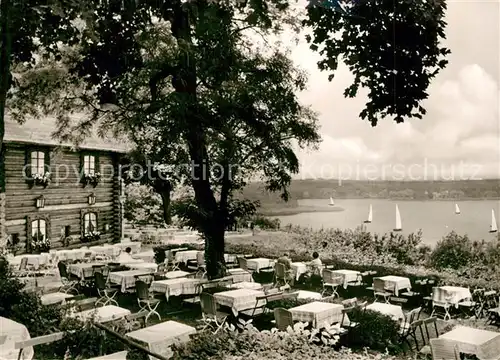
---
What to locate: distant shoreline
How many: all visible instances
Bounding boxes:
[259,206,345,216]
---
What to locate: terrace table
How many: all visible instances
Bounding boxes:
[8,254,48,270]
[124,262,158,272]
[89,245,120,257]
[126,320,196,360]
[246,258,274,271]
[40,292,74,306]
[150,278,206,301]
[227,268,253,283]
[377,275,411,296]
[86,351,128,360]
[114,242,141,254]
[56,248,90,261]
[289,301,345,329]
[366,302,405,322]
[438,326,500,360]
[70,305,131,323]
[293,290,322,300]
[433,286,472,307]
[0,317,33,360]
[132,250,155,263]
[291,262,308,281]
[164,270,191,279]
[228,282,263,290]
[214,289,266,316]
[108,269,155,292]
[67,262,106,280]
[175,250,200,263]
[331,269,361,289]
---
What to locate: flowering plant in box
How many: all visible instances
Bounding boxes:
[83,172,101,186]
[81,231,101,243]
[31,232,50,253]
[32,172,51,186]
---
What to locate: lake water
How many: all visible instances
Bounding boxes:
[273,199,500,246]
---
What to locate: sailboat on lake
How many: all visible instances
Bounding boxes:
[329,197,335,206]
[364,204,373,223]
[393,204,402,232]
[455,203,461,215]
[490,209,498,233]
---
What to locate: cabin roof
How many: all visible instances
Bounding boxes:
[4,114,130,153]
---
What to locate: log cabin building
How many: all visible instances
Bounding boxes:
[0,116,128,253]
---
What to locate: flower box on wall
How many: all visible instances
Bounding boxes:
[27,172,52,188]
[82,172,101,187]
[81,231,101,243]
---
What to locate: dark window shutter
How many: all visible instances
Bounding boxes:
[95,153,100,174]
[25,148,31,178]
[44,149,51,173]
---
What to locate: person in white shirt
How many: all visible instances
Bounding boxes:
[117,247,134,262]
[308,252,323,276]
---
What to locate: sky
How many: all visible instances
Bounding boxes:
[289,0,500,181]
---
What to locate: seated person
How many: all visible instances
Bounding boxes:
[308,252,323,275]
[277,253,292,270]
[117,247,135,262]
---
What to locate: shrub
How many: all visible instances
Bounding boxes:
[252,215,281,230]
[347,309,402,353]
[430,232,474,270]
[124,183,164,226]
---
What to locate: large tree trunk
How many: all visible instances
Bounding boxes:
[159,190,172,225]
[169,1,226,279]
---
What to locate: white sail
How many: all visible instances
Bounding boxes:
[367,204,373,222]
[491,209,498,232]
[455,203,460,214]
[394,204,402,230]
[329,197,335,206]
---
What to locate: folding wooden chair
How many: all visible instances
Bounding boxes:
[273,308,294,331]
[373,278,392,303]
[195,251,207,279]
[237,257,248,271]
[135,280,161,324]
[321,269,343,298]
[430,287,452,321]
[57,262,79,294]
[417,316,439,356]
[341,297,358,308]
[94,272,119,306]
[458,288,482,318]
[165,250,180,271]
[200,292,229,333]
[274,262,293,287]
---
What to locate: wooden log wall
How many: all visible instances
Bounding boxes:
[4,143,121,252]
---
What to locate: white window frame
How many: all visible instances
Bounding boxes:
[83,212,98,235]
[31,219,47,241]
[30,151,45,176]
[83,155,96,175]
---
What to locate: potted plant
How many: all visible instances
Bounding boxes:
[31,172,51,187]
[81,230,101,243]
[82,172,101,187]
[30,232,50,253]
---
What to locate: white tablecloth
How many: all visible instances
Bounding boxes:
[214,289,265,316]
[290,302,345,328]
[89,245,120,257]
[291,262,308,280]
[164,271,191,279]
[174,250,199,263]
[108,270,155,292]
[246,258,274,271]
[227,268,253,283]
[71,305,131,323]
[366,302,405,321]
[331,269,361,289]
[439,326,500,360]
[150,278,206,300]
[378,275,411,296]
[124,262,158,272]
[0,317,33,360]
[433,286,472,307]
[229,282,263,290]
[132,250,155,263]
[126,321,196,360]
[40,292,74,305]
[294,290,322,300]
[67,262,106,280]
[8,254,48,270]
